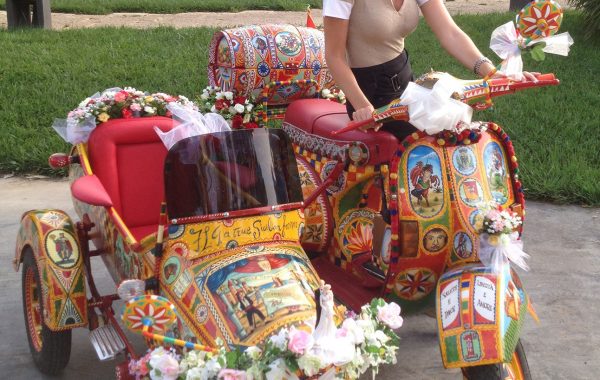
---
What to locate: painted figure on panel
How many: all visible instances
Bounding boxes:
[207,252,316,340]
[52,232,74,264]
[484,142,509,204]
[236,290,266,329]
[407,146,443,217]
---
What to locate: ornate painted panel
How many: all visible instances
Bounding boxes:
[437,264,528,368]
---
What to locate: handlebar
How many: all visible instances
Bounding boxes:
[331,73,559,136]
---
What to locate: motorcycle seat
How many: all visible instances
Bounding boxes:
[284,99,399,165]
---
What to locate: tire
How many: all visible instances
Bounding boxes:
[22,248,72,375]
[462,340,531,380]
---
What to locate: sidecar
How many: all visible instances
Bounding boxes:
[14,115,325,375]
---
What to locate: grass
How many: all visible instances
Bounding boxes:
[0,11,598,205]
[0,0,321,14]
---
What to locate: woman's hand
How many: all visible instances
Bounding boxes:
[353,105,382,132]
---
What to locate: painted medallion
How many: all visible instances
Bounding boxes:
[452,146,477,176]
[422,226,448,254]
[459,178,484,207]
[453,232,473,259]
[44,230,79,269]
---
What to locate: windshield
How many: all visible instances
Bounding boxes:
[164,129,303,220]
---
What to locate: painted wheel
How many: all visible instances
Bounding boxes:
[22,248,72,375]
[462,340,531,380]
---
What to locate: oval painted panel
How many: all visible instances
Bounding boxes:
[483,142,510,205]
[406,145,444,218]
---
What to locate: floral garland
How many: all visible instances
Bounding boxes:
[69,88,196,125]
[52,87,197,145]
[198,87,261,130]
[128,298,402,380]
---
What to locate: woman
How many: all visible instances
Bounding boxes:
[323,0,533,139]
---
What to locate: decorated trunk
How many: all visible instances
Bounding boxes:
[208,24,334,105]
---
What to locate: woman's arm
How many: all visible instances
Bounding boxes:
[323,16,379,127]
[420,0,497,77]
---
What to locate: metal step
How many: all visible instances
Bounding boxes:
[89,324,126,361]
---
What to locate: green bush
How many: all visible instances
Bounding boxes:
[569,0,600,39]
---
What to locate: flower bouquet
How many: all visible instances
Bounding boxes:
[475,201,529,273]
[198,87,261,130]
[52,87,197,145]
[127,283,403,380]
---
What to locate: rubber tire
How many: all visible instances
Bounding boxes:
[22,248,72,375]
[462,340,531,380]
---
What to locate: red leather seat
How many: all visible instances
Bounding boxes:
[86,117,176,242]
[284,99,398,165]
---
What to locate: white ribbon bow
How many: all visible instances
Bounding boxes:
[490,21,574,81]
[154,103,230,150]
[479,232,530,273]
[400,73,473,134]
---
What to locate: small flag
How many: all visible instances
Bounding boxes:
[306,5,316,29]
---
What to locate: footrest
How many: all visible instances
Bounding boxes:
[90,324,126,361]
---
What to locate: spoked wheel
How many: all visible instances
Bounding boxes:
[462,340,531,380]
[22,248,72,375]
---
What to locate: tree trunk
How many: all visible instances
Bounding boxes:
[509,0,532,12]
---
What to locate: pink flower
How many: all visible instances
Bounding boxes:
[149,353,179,380]
[218,369,247,380]
[130,103,142,112]
[114,90,129,103]
[287,327,314,355]
[377,302,403,330]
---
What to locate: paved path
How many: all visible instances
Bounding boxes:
[1,177,599,379]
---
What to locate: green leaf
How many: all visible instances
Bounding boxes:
[285,357,299,372]
[226,350,240,368]
[530,44,546,62]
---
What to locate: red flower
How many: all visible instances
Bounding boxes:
[234,96,247,105]
[232,114,243,129]
[121,108,133,118]
[243,122,259,129]
[215,99,229,111]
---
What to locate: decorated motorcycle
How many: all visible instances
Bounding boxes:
[13,0,572,379]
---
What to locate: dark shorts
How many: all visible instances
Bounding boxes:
[346,50,417,141]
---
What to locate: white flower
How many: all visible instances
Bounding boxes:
[228,106,236,114]
[199,357,221,379]
[337,318,364,345]
[244,346,262,361]
[269,328,288,350]
[297,353,324,377]
[321,89,331,98]
[148,348,179,380]
[144,106,156,115]
[223,91,234,100]
[376,302,403,330]
[216,92,224,100]
[234,103,245,114]
[185,367,202,380]
[201,93,209,100]
[265,358,299,380]
[211,105,217,113]
[246,104,254,112]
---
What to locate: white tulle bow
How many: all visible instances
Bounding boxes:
[479,232,530,273]
[490,21,574,81]
[154,103,230,150]
[401,73,473,134]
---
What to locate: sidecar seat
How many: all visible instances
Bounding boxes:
[86,117,175,242]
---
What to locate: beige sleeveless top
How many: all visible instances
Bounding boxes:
[323,0,425,68]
